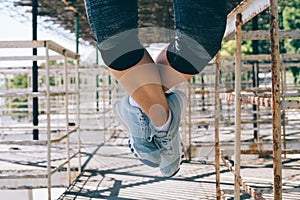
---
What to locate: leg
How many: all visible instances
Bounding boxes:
[152,0,228,177]
[156,0,227,90]
[84,0,169,126]
[110,51,170,126]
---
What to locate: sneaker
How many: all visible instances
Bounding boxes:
[151,90,187,177]
[113,95,161,167]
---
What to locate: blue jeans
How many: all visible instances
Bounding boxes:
[84,0,227,74]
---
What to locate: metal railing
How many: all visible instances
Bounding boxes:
[0,40,81,200]
[212,0,300,199]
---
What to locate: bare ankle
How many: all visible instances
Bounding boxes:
[149,104,169,127]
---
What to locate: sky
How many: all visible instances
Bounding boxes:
[0,4,167,66]
[0,9,95,61]
[0,7,163,65]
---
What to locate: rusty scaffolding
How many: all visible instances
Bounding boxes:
[0,41,82,199]
[211,0,300,199]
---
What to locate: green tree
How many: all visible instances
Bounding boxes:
[282,2,300,53]
[10,74,28,88]
[281,0,300,84]
[7,74,29,120]
[288,66,300,84]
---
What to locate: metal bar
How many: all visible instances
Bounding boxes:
[102,76,106,142]
[252,16,259,142]
[188,79,192,161]
[241,150,300,155]
[182,82,188,157]
[28,189,33,200]
[234,13,243,200]
[220,53,300,61]
[283,60,288,159]
[221,152,266,200]
[0,131,81,144]
[0,184,67,190]
[224,0,270,39]
[63,54,71,185]
[225,30,300,41]
[96,45,100,112]
[0,140,46,145]
[32,0,39,140]
[51,152,79,175]
[47,41,79,60]
[0,40,45,48]
[50,127,78,143]
[270,0,282,199]
[192,140,300,148]
[45,40,52,200]
[221,93,300,109]
[0,90,77,97]
[96,75,99,112]
[0,91,44,98]
[76,58,82,175]
[0,174,46,179]
[280,56,287,159]
[95,85,116,92]
[0,40,80,59]
[240,180,265,200]
[108,74,112,106]
[0,55,63,61]
[214,52,221,200]
[75,14,79,54]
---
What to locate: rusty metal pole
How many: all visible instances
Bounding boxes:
[215,52,221,200]
[234,13,243,200]
[270,0,282,199]
[252,16,259,141]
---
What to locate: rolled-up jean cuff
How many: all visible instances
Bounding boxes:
[166,39,213,75]
[101,48,145,70]
[98,30,145,70]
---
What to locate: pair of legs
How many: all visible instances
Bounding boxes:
[84,0,227,126]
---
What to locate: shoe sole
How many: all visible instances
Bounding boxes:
[128,139,159,167]
[113,103,159,168]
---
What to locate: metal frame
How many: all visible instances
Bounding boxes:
[0,40,81,200]
[234,12,243,200]
[214,0,299,199]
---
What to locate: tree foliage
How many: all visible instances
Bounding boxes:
[10,74,28,89]
[221,0,300,83]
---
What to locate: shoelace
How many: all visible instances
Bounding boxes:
[147,128,155,142]
[153,132,172,152]
[138,110,172,152]
[137,111,147,126]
